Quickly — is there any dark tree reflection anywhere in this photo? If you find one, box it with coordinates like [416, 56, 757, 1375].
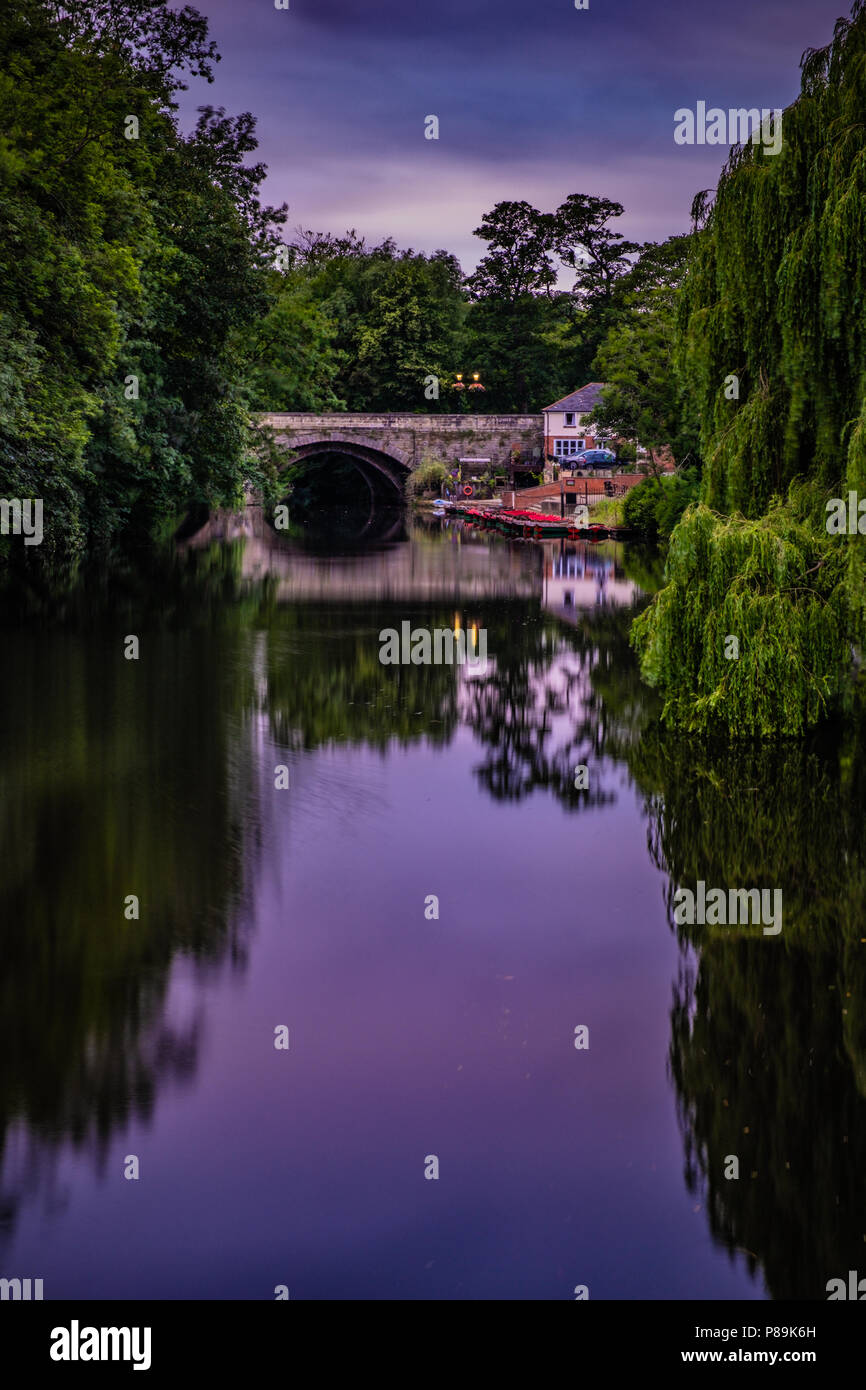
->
[631, 726, 866, 1298]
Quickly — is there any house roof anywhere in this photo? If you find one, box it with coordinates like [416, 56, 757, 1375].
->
[542, 382, 606, 414]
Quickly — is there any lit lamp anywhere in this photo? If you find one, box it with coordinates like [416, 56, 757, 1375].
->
[451, 372, 484, 392]
[452, 371, 483, 416]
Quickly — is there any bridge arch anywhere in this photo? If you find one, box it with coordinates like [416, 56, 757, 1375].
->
[275, 434, 412, 499]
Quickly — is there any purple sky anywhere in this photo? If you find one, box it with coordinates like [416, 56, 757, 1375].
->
[179, 0, 847, 269]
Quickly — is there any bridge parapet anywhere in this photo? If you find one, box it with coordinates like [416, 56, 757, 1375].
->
[258, 413, 541, 431]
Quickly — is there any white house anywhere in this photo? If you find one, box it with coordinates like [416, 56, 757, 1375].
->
[542, 383, 608, 462]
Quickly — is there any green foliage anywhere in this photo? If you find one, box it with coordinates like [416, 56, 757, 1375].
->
[461, 194, 640, 411]
[654, 469, 703, 539]
[631, 490, 854, 734]
[623, 479, 664, 538]
[591, 236, 699, 466]
[588, 495, 625, 528]
[622, 468, 702, 541]
[461, 293, 569, 413]
[0, 0, 284, 564]
[465, 200, 558, 300]
[406, 459, 449, 498]
[631, 3, 866, 735]
[277, 235, 464, 412]
[239, 270, 344, 411]
[677, 0, 866, 516]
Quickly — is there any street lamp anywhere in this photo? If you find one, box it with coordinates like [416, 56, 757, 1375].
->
[451, 371, 485, 412]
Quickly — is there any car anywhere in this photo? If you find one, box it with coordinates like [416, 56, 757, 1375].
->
[572, 449, 617, 470]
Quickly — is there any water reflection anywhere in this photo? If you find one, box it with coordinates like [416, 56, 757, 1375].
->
[630, 730, 866, 1299]
[0, 519, 862, 1298]
[0, 611, 260, 1249]
[543, 544, 640, 621]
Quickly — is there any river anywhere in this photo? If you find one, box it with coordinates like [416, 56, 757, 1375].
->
[1, 509, 864, 1300]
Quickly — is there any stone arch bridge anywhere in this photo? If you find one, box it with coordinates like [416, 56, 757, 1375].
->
[257, 413, 543, 495]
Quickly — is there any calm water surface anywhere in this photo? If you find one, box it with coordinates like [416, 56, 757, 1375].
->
[1, 513, 864, 1300]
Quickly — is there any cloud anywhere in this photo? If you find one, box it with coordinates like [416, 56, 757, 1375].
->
[180, 0, 846, 254]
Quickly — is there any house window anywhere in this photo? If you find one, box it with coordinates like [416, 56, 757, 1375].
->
[576, 439, 585, 450]
[554, 440, 580, 457]
[564, 413, 576, 427]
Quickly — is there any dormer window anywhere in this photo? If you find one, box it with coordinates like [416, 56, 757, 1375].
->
[564, 413, 576, 427]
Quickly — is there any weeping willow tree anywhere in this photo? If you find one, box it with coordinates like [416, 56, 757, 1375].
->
[633, 485, 852, 735]
[638, 3, 866, 732]
[680, 0, 866, 514]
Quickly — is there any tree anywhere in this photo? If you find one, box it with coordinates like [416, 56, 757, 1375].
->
[632, 1, 866, 735]
[677, 0, 866, 520]
[0, 0, 285, 562]
[346, 251, 463, 410]
[239, 270, 344, 411]
[462, 200, 565, 411]
[464, 200, 557, 302]
[554, 193, 639, 309]
[631, 486, 852, 735]
[461, 195, 642, 412]
[274, 237, 464, 412]
[590, 236, 698, 471]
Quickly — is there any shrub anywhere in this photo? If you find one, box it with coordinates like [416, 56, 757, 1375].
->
[623, 468, 702, 540]
[623, 477, 663, 537]
[407, 459, 450, 497]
